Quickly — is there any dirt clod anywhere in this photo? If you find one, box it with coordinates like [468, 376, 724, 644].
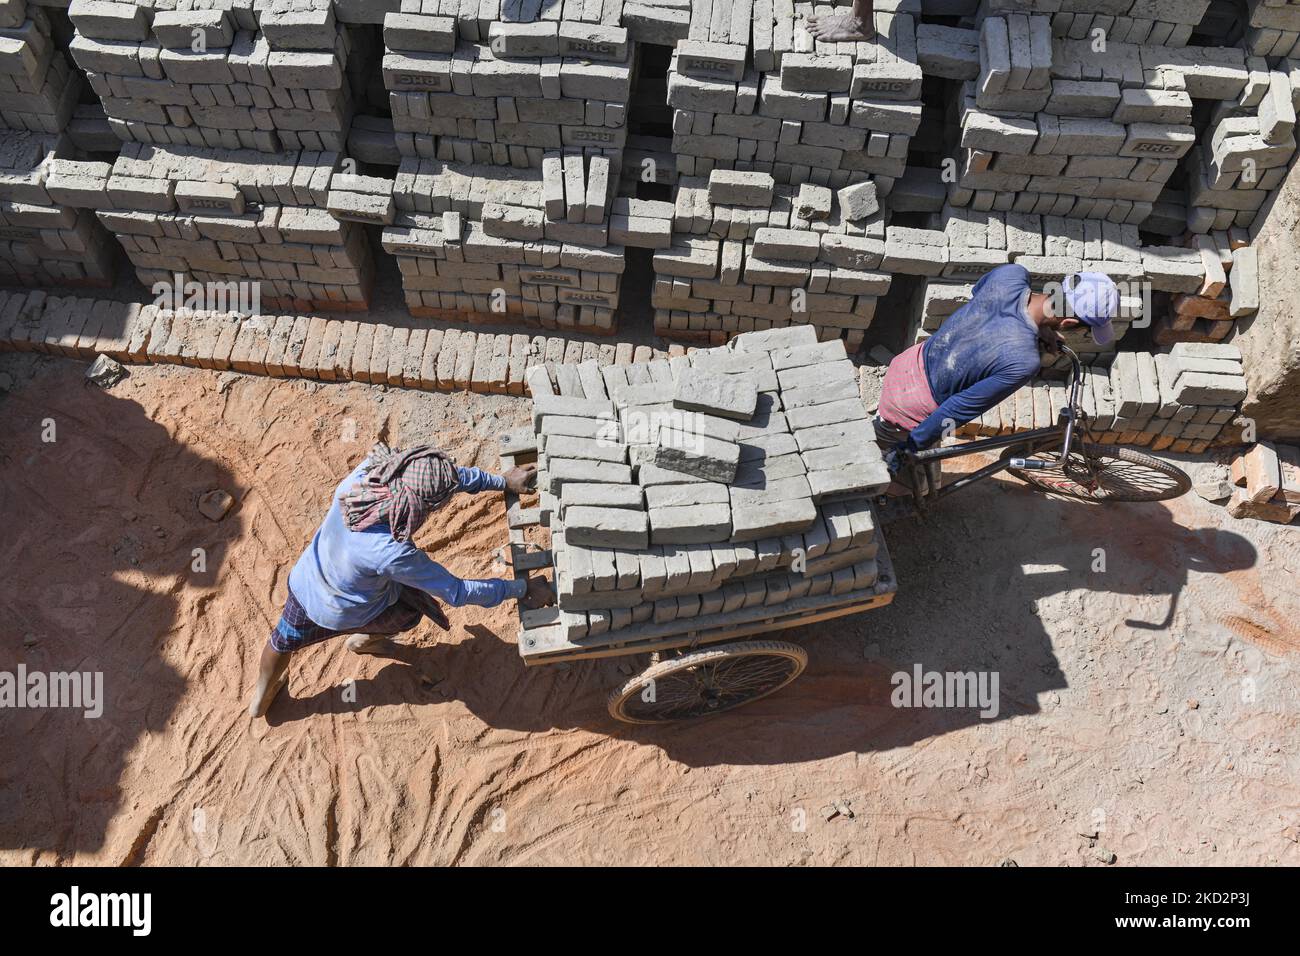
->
[85, 355, 128, 388]
[198, 490, 235, 521]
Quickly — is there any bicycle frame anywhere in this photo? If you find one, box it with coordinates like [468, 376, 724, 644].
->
[897, 345, 1090, 514]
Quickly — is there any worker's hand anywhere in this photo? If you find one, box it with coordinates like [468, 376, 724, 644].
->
[427, 600, 450, 631]
[885, 446, 903, 476]
[503, 463, 538, 495]
[523, 576, 553, 609]
[885, 439, 915, 476]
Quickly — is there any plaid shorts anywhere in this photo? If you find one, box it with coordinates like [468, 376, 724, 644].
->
[269, 586, 443, 653]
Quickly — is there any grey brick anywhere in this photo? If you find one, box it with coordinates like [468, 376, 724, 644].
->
[1046, 80, 1122, 119]
[801, 442, 884, 473]
[731, 325, 818, 352]
[637, 463, 710, 486]
[649, 503, 733, 545]
[673, 369, 759, 421]
[1171, 372, 1248, 405]
[546, 458, 632, 494]
[781, 52, 853, 93]
[796, 183, 834, 221]
[532, 394, 616, 428]
[753, 227, 821, 262]
[379, 12, 457, 53]
[558, 23, 629, 62]
[769, 340, 848, 371]
[69, 0, 151, 41]
[565, 506, 649, 550]
[652, 427, 740, 482]
[1229, 247, 1259, 317]
[788, 398, 868, 431]
[837, 179, 879, 220]
[707, 169, 775, 207]
[730, 497, 817, 542]
[780, 378, 862, 410]
[778, 360, 856, 391]
[677, 40, 746, 82]
[545, 434, 629, 464]
[645, 483, 730, 510]
[738, 432, 799, 462]
[795, 419, 877, 453]
[734, 453, 808, 487]
[488, 21, 559, 58]
[560, 483, 644, 513]
[807, 463, 891, 499]
[1113, 88, 1193, 125]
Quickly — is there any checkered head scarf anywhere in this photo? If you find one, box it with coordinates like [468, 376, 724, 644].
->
[341, 442, 461, 542]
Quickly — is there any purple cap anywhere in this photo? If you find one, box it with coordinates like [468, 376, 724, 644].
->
[1064, 272, 1119, 346]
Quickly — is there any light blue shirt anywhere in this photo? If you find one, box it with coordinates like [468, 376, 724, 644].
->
[288, 460, 526, 630]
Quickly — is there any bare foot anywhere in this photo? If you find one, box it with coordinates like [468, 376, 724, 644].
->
[806, 12, 875, 42]
[248, 669, 288, 719]
[345, 633, 395, 656]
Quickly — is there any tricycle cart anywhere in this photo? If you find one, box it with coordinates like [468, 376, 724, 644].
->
[497, 430, 898, 723]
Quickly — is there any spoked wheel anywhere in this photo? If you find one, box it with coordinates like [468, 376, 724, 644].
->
[1008, 444, 1191, 502]
[607, 640, 808, 724]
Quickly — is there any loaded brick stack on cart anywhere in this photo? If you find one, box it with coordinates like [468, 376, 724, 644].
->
[501, 324, 898, 668]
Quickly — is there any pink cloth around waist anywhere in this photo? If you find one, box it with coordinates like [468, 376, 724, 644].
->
[877, 340, 939, 432]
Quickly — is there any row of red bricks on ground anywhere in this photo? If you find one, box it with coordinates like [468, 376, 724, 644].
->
[0, 290, 681, 394]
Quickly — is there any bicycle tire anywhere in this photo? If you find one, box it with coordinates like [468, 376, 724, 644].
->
[1008, 444, 1192, 503]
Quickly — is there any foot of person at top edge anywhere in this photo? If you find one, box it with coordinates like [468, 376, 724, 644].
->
[806, 11, 875, 42]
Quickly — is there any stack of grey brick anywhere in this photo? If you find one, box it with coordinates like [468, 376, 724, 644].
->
[68, 0, 365, 152]
[956, 12, 1300, 235]
[0, 130, 117, 286]
[962, 341, 1246, 453]
[534, 325, 891, 640]
[55, 142, 374, 309]
[1242, 0, 1300, 58]
[956, 23, 1207, 225]
[0, 0, 81, 134]
[671, 4, 921, 192]
[1184, 65, 1298, 232]
[380, 156, 639, 329]
[382, 8, 631, 166]
[377, 5, 636, 330]
[988, 0, 1212, 48]
[652, 169, 890, 349]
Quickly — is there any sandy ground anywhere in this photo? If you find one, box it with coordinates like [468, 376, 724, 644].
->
[2, 353, 1298, 867]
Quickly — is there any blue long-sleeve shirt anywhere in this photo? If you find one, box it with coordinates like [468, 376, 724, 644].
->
[910, 264, 1044, 449]
[287, 460, 525, 630]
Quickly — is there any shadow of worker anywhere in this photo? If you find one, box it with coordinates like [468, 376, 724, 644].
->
[0, 358, 240, 861]
[617, 474, 1256, 769]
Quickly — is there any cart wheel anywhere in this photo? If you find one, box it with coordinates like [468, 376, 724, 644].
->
[607, 640, 808, 724]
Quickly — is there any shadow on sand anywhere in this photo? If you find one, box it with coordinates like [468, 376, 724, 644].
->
[264, 472, 1256, 768]
[0, 357, 241, 859]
